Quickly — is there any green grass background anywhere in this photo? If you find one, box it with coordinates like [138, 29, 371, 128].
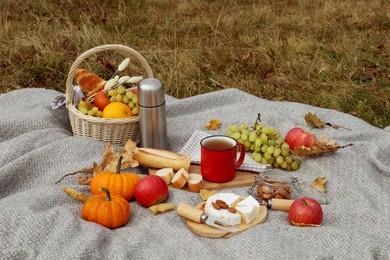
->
[0, 0, 389, 127]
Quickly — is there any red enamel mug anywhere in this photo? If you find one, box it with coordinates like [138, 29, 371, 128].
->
[200, 135, 246, 183]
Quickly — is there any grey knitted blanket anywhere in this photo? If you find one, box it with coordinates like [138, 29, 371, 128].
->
[0, 88, 389, 259]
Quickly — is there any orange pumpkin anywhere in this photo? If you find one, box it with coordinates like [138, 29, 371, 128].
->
[90, 156, 141, 201]
[82, 187, 130, 229]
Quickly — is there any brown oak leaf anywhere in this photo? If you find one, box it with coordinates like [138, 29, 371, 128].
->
[56, 140, 139, 184]
[290, 134, 353, 157]
[77, 176, 93, 185]
[304, 112, 350, 130]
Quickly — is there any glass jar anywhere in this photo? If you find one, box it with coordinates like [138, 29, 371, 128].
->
[249, 169, 327, 204]
[256, 171, 294, 200]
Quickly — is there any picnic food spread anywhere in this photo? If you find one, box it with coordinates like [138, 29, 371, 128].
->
[57, 51, 356, 237]
[57, 53, 346, 238]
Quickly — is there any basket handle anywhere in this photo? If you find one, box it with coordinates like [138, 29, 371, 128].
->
[65, 44, 154, 104]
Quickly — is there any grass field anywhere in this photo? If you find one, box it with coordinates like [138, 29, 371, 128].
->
[0, 0, 389, 127]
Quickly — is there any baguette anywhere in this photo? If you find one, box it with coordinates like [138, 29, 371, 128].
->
[155, 168, 174, 185]
[133, 148, 191, 172]
[171, 168, 189, 189]
[187, 173, 203, 193]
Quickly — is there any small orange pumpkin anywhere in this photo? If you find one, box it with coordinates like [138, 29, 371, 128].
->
[90, 156, 141, 201]
[82, 187, 130, 229]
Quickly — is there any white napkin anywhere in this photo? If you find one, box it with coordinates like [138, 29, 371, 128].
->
[51, 86, 85, 109]
[179, 130, 269, 172]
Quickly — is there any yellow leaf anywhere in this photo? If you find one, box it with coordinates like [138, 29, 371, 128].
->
[312, 177, 327, 192]
[199, 189, 218, 201]
[148, 203, 176, 215]
[205, 119, 221, 130]
[63, 187, 87, 202]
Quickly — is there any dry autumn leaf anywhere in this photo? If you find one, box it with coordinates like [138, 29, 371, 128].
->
[199, 189, 218, 201]
[103, 141, 139, 172]
[56, 140, 139, 184]
[304, 112, 350, 130]
[63, 187, 87, 202]
[312, 177, 327, 192]
[205, 119, 221, 130]
[290, 134, 353, 157]
[148, 203, 176, 215]
[77, 176, 93, 185]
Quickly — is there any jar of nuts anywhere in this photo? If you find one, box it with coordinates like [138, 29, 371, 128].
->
[255, 171, 295, 200]
[249, 170, 328, 204]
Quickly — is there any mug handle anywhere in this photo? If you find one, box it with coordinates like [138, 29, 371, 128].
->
[235, 142, 246, 168]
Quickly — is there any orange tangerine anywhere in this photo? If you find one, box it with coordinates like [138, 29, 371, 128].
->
[102, 102, 132, 118]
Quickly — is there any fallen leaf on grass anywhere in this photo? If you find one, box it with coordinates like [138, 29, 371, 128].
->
[149, 204, 176, 215]
[304, 112, 350, 130]
[205, 119, 221, 130]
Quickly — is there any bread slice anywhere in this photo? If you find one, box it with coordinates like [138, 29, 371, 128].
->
[133, 148, 191, 172]
[171, 168, 189, 189]
[155, 168, 174, 185]
[187, 173, 203, 192]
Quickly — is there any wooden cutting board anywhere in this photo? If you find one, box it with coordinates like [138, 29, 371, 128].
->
[148, 164, 258, 191]
[186, 203, 267, 238]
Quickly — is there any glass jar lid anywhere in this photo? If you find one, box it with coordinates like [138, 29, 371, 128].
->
[258, 170, 293, 186]
[293, 181, 328, 204]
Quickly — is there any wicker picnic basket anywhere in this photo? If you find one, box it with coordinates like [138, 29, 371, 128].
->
[65, 44, 154, 146]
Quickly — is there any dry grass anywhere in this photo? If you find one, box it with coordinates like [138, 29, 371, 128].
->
[0, 0, 389, 127]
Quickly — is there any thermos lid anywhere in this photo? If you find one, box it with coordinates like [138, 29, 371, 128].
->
[138, 78, 165, 107]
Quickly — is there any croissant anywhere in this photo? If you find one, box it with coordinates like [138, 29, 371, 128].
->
[75, 69, 106, 97]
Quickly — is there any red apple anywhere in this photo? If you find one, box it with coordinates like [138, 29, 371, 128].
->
[288, 197, 323, 227]
[285, 127, 318, 150]
[134, 175, 169, 207]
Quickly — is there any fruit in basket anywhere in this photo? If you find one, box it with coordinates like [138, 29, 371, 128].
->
[82, 187, 130, 229]
[102, 102, 133, 118]
[106, 87, 139, 116]
[90, 156, 141, 201]
[284, 127, 318, 150]
[226, 113, 301, 171]
[134, 175, 169, 207]
[77, 98, 93, 111]
[288, 197, 323, 227]
[94, 91, 111, 111]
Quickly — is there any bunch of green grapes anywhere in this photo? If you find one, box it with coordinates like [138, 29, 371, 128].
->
[77, 99, 103, 117]
[226, 121, 301, 171]
[107, 85, 139, 116]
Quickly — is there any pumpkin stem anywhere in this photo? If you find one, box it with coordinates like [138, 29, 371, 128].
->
[100, 187, 111, 201]
[116, 156, 123, 174]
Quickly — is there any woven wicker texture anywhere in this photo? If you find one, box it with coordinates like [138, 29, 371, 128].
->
[65, 44, 154, 146]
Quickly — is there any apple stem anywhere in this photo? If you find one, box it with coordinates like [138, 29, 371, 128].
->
[116, 156, 123, 174]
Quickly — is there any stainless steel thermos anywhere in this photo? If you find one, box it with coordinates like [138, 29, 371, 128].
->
[138, 78, 168, 149]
